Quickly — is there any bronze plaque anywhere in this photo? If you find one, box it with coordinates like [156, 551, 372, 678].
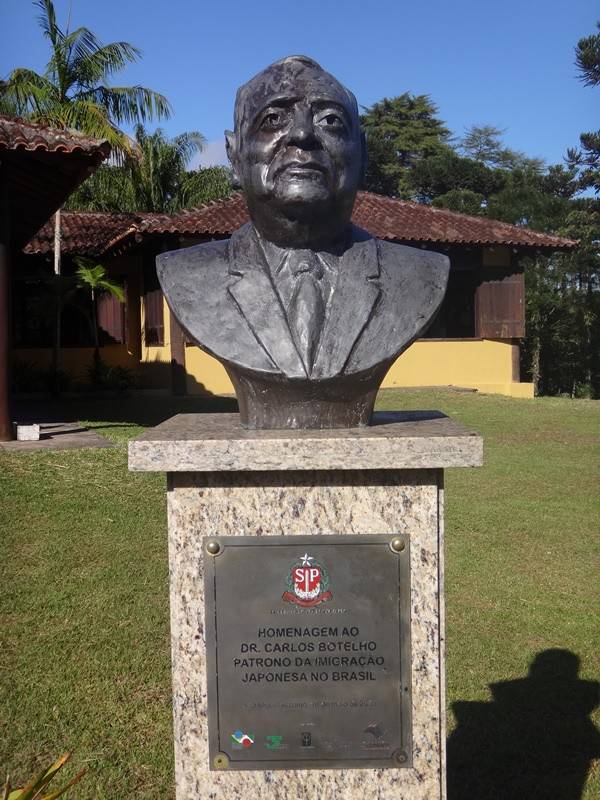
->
[203, 534, 412, 771]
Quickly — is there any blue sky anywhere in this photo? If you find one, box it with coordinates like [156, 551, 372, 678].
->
[2, 0, 597, 170]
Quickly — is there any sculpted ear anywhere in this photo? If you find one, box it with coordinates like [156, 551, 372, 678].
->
[225, 130, 242, 189]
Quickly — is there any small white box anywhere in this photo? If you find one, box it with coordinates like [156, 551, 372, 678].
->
[16, 423, 40, 441]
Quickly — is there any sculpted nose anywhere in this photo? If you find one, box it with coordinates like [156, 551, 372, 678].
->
[287, 108, 317, 148]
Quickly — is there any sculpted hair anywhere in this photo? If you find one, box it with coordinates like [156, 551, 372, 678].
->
[233, 55, 359, 136]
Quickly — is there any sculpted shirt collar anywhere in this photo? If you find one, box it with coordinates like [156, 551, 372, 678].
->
[254, 227, 341, 311]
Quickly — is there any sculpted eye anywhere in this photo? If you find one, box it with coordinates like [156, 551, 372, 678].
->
[316, 112, 346, 131]
[260, 111, 286, 130]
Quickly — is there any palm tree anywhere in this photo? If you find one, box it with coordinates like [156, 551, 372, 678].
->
[127, 124, 206, 212]
[74, 258, 124, 358]
[0, 0, 170, 386]
[67, 126, 232, 213]
[0, 0, 171, 156]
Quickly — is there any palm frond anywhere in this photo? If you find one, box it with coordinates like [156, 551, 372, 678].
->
[80, 84, 171, 124]
[34, 0, 62, 47]
[0, 68, 59, 116]
[97, 279, 125, 302]
[172, 131, 206, 166]
[66, 164, 137, 211]
[60, 99, 134, 155]
[46, 26, 100, 92]
[63, 26, 104, 65]
[71, 40, 142, 86]
[75, 258, 125, 301]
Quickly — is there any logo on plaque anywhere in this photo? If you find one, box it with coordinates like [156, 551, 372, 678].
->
[230, 730, 254, 749]
[265, 734, 284, 750]
[282, 553, 333, 608]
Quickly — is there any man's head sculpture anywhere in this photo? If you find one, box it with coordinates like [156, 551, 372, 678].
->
[225, 55, 366, 250]
[157, 57, 450, 429]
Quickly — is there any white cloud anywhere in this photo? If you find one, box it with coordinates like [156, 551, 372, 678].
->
[189, 138, 228, 169]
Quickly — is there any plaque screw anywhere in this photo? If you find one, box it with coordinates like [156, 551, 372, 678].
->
[390, 536, 406, 553]
[393, 749, 408, 765]
[206, 540, 221, 556]
[213, 753, 229, 769]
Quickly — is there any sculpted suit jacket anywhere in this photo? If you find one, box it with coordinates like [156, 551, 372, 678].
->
[157, 223, 449, 427]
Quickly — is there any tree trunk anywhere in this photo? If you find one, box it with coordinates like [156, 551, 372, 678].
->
[50, 207, 62, 391]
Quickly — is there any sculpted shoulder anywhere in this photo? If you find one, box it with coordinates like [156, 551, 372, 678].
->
[345, 238, 450, 372]
[157, 238, 229, 300]
[156, 237, 278, 372]
[376, 238, 450, 287]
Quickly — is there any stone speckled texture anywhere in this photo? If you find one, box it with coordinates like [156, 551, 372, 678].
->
[128, 411, 483, 472]
[166, 469, 445, 800]
[129, 414, 483, 799]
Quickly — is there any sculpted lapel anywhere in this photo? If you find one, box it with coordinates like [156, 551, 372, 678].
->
[311, 236, 381, 379]
[227, 225, 307, 379]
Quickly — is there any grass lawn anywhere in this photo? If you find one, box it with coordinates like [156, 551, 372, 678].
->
[1, 389, 599, 798]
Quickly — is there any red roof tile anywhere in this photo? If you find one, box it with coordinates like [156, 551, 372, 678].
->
[24, 191, 577, 256]
[150, 191, 576, 250]
[0, 115, 110, 159]
[24, 211, 143, 255]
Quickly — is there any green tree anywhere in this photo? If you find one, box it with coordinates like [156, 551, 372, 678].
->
[460, 124, 545, 172]
[575, 20, 600, 86]
[68, 126, 231, 213]
[179, 165, 232, 208]
[518, 22, 600, 398]
[0, 0, 170, 155]
[0, 0, 170, 388]
[361, 94, 451, 198]
[567, 22, 600, 192]
[411, 149, 506, 211]
[126, 125, 205, 211]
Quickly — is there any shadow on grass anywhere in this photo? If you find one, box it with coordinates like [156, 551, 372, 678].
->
[14, 393, 239, 429]
[447, 649, 600, 800]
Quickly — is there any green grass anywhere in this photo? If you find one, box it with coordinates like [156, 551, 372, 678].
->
[1, 390, 599, 798]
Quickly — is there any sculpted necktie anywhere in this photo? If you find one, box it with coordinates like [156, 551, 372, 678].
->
[286, 250, 326, 373]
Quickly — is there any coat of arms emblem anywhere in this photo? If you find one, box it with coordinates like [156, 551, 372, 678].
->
[282, 553, 333, 607]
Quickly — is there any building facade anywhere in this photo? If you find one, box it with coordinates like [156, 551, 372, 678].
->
[18, 192, 577, 399]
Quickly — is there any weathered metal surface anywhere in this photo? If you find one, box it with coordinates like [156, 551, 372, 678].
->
[157, 56, 449, 429]
[204, 534, 412, 771]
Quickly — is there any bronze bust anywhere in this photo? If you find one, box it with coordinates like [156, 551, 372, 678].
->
[157, 56, 449, 429]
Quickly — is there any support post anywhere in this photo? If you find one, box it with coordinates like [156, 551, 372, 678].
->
[0, 171, 13, 441]
[169, 309, 187, 396]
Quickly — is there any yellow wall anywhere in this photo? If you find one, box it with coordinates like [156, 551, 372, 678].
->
[15, 292, 534, 399]
[140, 295, 171, 364]
[185, 346, 235, 395]
[383, 339, 533, 397]
[183, 338, 534, 399]
[138, 295, 173, 389]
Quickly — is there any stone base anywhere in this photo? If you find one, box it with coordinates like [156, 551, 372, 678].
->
[129, 412, 482, 800]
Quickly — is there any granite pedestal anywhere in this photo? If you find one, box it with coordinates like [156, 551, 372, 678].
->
[129, 411, 482, 800]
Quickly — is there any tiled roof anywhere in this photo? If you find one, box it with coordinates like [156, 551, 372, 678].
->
[353, 192, 577, 250]
[24, 211, 145, 255]
[0, 115, 111, 159]
[24, 191, 578, 256]
[150, 191, 576, 250]
[2, 115, 111, 250]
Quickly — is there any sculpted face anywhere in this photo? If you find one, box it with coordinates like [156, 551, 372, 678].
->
[226, 57, 366, 248]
